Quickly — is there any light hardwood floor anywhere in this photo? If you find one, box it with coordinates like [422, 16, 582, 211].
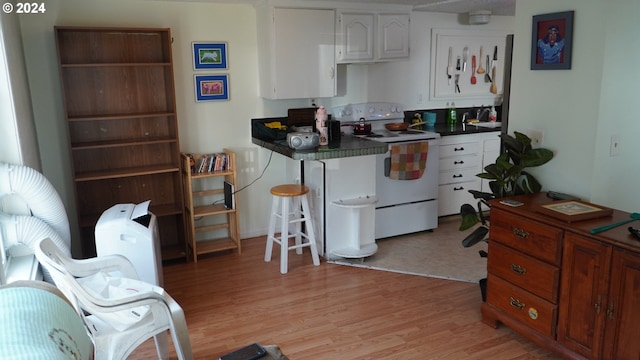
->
[130, 236, 562, 359]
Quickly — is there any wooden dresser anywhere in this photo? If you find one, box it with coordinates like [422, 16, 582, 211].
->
[482, 193, 640, 360]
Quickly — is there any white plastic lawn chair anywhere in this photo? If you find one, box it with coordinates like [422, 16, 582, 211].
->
[34, 237, 193, 360]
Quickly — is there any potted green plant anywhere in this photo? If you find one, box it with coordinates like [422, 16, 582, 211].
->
[458, 131, 554, 300]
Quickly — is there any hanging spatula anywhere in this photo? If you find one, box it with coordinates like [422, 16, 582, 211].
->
[470, 55, 477, 84]
[476, 47, 485, 74]
[485, 55, 491, 83]
[490, 66, 498, 94]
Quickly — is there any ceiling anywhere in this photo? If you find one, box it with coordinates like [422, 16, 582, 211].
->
[170, 0, 517, 16]
[317, 0, 516, 16]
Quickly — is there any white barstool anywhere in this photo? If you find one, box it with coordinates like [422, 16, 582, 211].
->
[264, 184, 320, 274]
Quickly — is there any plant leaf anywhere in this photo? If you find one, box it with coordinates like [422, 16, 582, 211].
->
[461, 226, 489, 247]
[459, 204, 479, 230]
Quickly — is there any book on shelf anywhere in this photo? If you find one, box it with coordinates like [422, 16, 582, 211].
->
[190, 153, 229, 174]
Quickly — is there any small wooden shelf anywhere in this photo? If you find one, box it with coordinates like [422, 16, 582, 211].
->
[181, 150, 241, 262]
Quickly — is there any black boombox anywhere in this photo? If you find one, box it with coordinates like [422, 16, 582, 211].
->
[287, 132, 319, 150]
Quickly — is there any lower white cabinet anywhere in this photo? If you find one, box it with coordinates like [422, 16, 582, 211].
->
[438, 132, 500, 216]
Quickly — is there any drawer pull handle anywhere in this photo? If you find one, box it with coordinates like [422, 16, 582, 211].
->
[454, 147, 465, 151]
[452, 174, 463, 178]
[509, 297, 525, 310]
[512, 227, 529, 239]
[510, 263, 527, 275]
[454, 160, 465, 165]
[595, 295, 601, 314]
[453, 186, 465, 191]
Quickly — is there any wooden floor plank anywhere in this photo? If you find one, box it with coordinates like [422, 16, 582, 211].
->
[128, 236, 563, 359]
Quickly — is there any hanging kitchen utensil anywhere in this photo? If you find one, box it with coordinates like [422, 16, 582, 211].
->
[462, 47, 468, 72]
[476, 47, 485, 74]
[485, 55, 492, 83]
[490, 66, 498, 94]
[590, 213, 640, 234]
[456, 57, 461, 71]
[470, 55, 477, 84]
[492, 45, 498, 67]
[455, 74, 461, 93]
[447, 46, 453, 85]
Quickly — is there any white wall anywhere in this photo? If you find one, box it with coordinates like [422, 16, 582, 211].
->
[12, 0, 638, 254]
[508, 0, 639, 212]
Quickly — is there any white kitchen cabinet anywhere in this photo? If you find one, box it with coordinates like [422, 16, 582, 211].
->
[336, 11, 409, 63]
[377, 13, 410, 60]
[438, 132, 500, 216]
[481, 137, 501, 192]
[256, 6, 336, 99]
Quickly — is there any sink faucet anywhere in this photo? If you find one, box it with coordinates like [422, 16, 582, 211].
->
[477, 107, 490, 121]
[462, 112, 470, 123]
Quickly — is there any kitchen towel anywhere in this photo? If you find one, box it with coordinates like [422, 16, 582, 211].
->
[388, 141, 429, 180]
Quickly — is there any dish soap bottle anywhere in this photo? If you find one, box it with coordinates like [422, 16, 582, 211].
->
[489, 105, 497, 122]
[449, 102, 457, 126]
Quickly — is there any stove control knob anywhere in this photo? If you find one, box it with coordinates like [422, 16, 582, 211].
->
[368, 106, 376, 114]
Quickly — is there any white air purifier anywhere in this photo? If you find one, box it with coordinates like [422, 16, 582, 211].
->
[95, 202, 163, 286]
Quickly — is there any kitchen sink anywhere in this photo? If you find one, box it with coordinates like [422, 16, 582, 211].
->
[473, 122, 501, 128]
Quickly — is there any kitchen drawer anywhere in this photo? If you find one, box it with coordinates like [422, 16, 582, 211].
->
[439, 168, 479, 185]
[486, 275, 558, 338]
[438, 180, 480, 216]
[490, 207, 563, 265]
[439, 154, 480, 171]
[488, 241, 560, 303]
[440, 142, 480, 157]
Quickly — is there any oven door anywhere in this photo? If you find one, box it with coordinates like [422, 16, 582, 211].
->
[375, 138, 440, 208]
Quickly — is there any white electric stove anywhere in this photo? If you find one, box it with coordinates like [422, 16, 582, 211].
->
[332, 103, 441, 239]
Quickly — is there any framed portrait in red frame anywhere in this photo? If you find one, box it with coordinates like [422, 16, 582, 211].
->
[530, 11, 574, 70]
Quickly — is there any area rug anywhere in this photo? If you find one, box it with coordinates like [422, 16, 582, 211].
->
[328, 217, 488, 283]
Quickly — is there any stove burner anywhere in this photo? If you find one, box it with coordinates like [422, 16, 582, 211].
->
[366, 133, 384, 138]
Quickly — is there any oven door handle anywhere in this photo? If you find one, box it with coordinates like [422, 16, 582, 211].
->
[384, 157, 390, 177]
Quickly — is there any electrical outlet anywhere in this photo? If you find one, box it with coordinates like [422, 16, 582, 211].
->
[310, 98, 316, 107]
[529, 129, 543, 146]
[610, 134, 620, 156]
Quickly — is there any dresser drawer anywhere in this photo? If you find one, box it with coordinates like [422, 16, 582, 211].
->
[488, 241, 560, 303]
[440, 142, 480, 157]
[487, 275, 558, 338]
[490, 208, 563, 265]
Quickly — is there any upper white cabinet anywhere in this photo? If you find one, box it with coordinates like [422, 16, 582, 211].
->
[336, 11, 409, 63]
[257, 6, 336, 99]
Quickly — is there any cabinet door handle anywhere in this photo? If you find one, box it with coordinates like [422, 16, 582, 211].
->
[594, 294, 601, 314]
[454, 147, 465, 151]
[607, 303, 614, 320]
[509, 296, 525, 310]
[452, 174, 463, 178]
[510, 263, 527, 275]
[512, 227, 529, 239]
[454, 160, 465, 165]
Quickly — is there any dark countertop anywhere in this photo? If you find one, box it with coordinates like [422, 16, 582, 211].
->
[432, 122, 502, 136]
[251, 116, 499, 161]
[251, 135, 388, 161]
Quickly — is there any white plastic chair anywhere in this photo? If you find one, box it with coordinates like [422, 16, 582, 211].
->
[35, 237, 193, 360]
